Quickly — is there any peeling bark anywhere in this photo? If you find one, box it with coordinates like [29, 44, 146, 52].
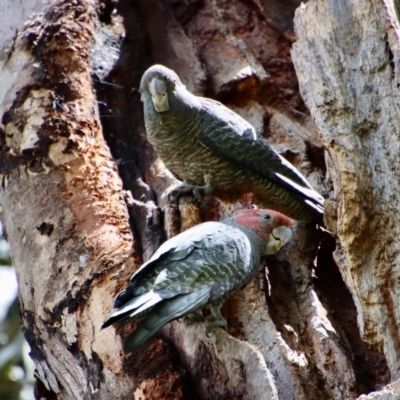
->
[0, 0, 397, 398]
[1, 1, 141, 398]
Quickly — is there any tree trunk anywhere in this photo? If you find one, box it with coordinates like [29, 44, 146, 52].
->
[292, 0, 400, 396]
[0, 0, 398, 399]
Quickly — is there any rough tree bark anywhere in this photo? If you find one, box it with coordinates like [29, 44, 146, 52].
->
[0, 0, 398, 399]
[292, 0, 400, 397]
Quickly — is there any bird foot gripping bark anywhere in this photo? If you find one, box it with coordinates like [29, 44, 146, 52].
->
[205, 304, 228, 336]
[184, 311, 205, 325]
[168, 177, 213, 209]
[184, 304, 227, 336]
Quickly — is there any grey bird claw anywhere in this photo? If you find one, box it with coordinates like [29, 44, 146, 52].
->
[168, 181, 196, 203]
[205, 303, 228, 336]
[193, 186, 208, 210]
[184, 312, 205, 325]
[168, 179, 212, 209]
[205, 319, 228, 337]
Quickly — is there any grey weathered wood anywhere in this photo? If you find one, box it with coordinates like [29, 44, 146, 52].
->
[292, 0, 400, 396]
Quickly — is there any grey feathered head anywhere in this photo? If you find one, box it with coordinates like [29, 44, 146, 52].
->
[140, 65, 183, 112]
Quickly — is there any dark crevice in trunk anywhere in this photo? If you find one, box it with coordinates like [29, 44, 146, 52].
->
[92, 0, 166, 259]
[91, 2, 199, 397]
[314, 233, 390, 395]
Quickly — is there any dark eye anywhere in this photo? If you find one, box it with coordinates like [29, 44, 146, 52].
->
[264, 214, 271, 220]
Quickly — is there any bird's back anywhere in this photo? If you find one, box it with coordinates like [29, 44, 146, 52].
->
[141, 67, 324, 222]
[116, 222, 258, 311]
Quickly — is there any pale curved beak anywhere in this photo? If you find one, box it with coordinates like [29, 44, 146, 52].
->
[264, 226, 292, 255]
[149, 77, 170, 112]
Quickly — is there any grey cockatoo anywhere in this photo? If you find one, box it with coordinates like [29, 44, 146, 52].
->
[102, 208, 293, 351]
[140, 64, 324, 223]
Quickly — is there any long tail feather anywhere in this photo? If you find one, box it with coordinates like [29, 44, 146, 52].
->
[124, 288, 210, 352]
[101, 290, 162, 329]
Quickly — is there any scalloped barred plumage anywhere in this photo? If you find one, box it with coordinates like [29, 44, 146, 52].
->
[140, 64, 324, 223]
[102, 209, 293, 351]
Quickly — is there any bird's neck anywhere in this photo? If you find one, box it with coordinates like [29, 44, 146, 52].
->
[223, 218, 264, 258]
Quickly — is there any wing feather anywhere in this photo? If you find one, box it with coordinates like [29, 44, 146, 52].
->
[123, 288, 211, 352]
[198, 98, 324, 210]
